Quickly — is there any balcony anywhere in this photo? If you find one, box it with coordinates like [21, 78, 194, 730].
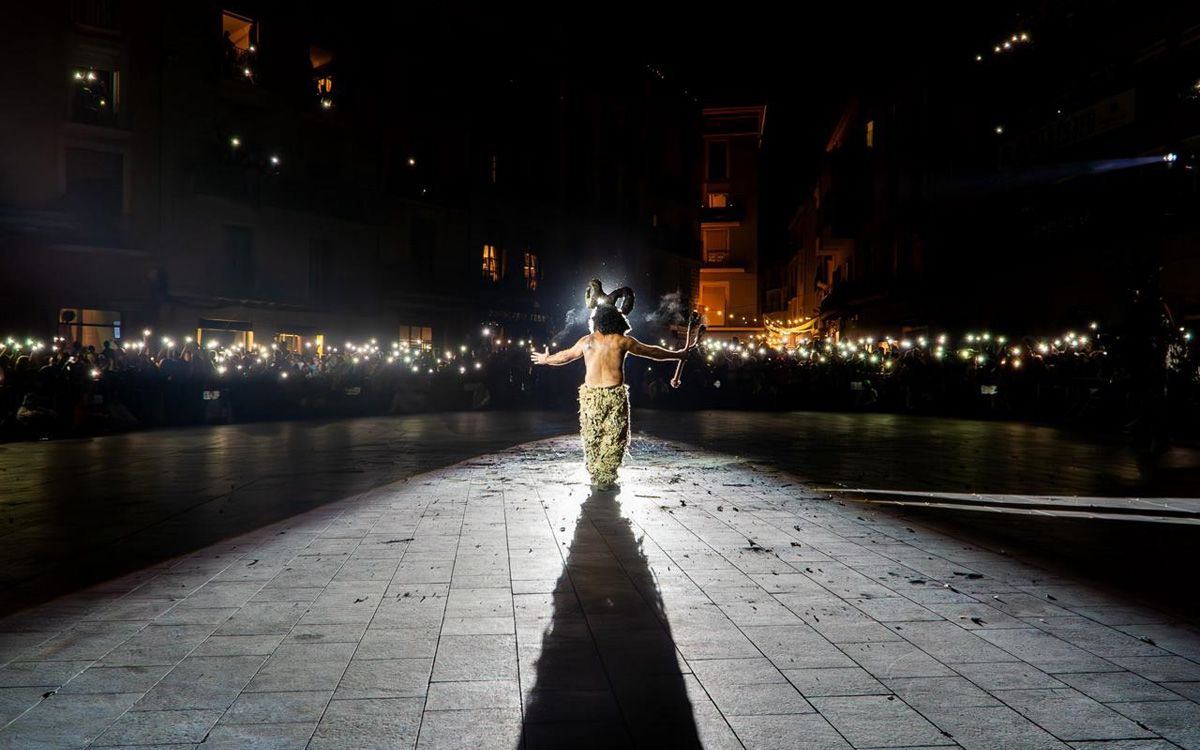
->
[699, 204, 745, 224]
[221, 10, 258, 84]
[0, 208, 130, 251]
[223, 45, 257, 84]
[701, 253, 749, 270]
[700, 191, 744, 224]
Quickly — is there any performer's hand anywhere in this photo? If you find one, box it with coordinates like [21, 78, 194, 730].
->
[670, 375, 681, 389]
[530, 346, 550, 365]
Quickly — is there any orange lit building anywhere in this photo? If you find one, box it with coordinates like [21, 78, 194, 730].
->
[697, 106, 765, 337]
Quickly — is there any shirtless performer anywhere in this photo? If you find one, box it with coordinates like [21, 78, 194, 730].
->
[531, 280, 697, 490]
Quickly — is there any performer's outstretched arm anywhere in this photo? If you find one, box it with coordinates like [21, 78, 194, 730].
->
[625, 336, 695, 361]
[530, 337, 586, 366]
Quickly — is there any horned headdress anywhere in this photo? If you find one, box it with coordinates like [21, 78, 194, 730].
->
[584, 279, 635, 315]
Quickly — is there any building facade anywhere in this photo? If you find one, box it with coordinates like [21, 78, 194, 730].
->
[697, 106, 765, 335]
[0, 2, 700, 352]
[769, 1, 1200, 338]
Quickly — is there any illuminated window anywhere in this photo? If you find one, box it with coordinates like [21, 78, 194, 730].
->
[482, 244, 499, 281]
[272, 332, 323, 354]
[221, 11, 258, 82]
[523, 252, 539, 290]
[399, 325, 433, 349]
[310, 45, 334, 109]
[70, 68, 118, 127]
[703, 228, 730, 263]
[58, 308, 121, 349]
[196, 319, 253, 350]
[706, 192, 728, 208]
[866, 119, 874, 148]
[706, 141, 728, 181]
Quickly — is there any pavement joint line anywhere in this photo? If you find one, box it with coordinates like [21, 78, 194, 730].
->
[649, 454, 1194, 742]
[300, 502, 406, 750]
[501, 485, 526, 739]
[1, 527, 288, 738]
[612, 463, 868, 748]
[410, 483, 465, 750]
[78, 576, 275, 746]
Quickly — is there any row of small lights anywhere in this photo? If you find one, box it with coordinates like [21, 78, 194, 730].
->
[770, 316, 817, 327]
[973, 31, 1030, 136]
[227, 134, 420, 183]
[701, 322, 1193, 371]
[973, 35, 1198, 146]
[3, 327, 544, 382]
[8, 322, 1193, 381]
[975, 31, 1031, 63]
[698, 306, 760, 325]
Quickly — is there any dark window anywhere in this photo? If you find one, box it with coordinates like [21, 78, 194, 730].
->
[707, 141, 728, 181]
[65, 147, 123, 219]
[303, 127, 340, 181]
[70, 0, 119, 29]
[411, 217, 437, 280]
[309, 236, 333, 303]
[225, 226, 255, 297]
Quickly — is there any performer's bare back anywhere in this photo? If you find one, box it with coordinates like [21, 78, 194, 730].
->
[532, 332, 689, 386]
[529, 280, 699, 490]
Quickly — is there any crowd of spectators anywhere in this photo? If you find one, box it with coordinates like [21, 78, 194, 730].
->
[0, 322, 1195, 443]
[0, 335, 538, 439]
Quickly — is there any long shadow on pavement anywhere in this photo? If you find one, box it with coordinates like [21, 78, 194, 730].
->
[519, 488, 703, 749]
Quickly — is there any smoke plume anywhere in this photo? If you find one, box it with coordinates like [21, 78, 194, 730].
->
[642, 291, 687, 326]
[549, 308, 582, 345]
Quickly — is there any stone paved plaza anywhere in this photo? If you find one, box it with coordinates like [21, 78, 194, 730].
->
[2, 433, 1199, 749]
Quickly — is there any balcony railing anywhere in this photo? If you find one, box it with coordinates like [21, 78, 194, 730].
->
[0, 208, 129, 249]
[223, 45, 257, 84]
[70, 0, 119, 30]
[700, 204, 745, 224]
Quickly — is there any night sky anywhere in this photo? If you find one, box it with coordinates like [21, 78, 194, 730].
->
[594, 1, 1045, 250]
